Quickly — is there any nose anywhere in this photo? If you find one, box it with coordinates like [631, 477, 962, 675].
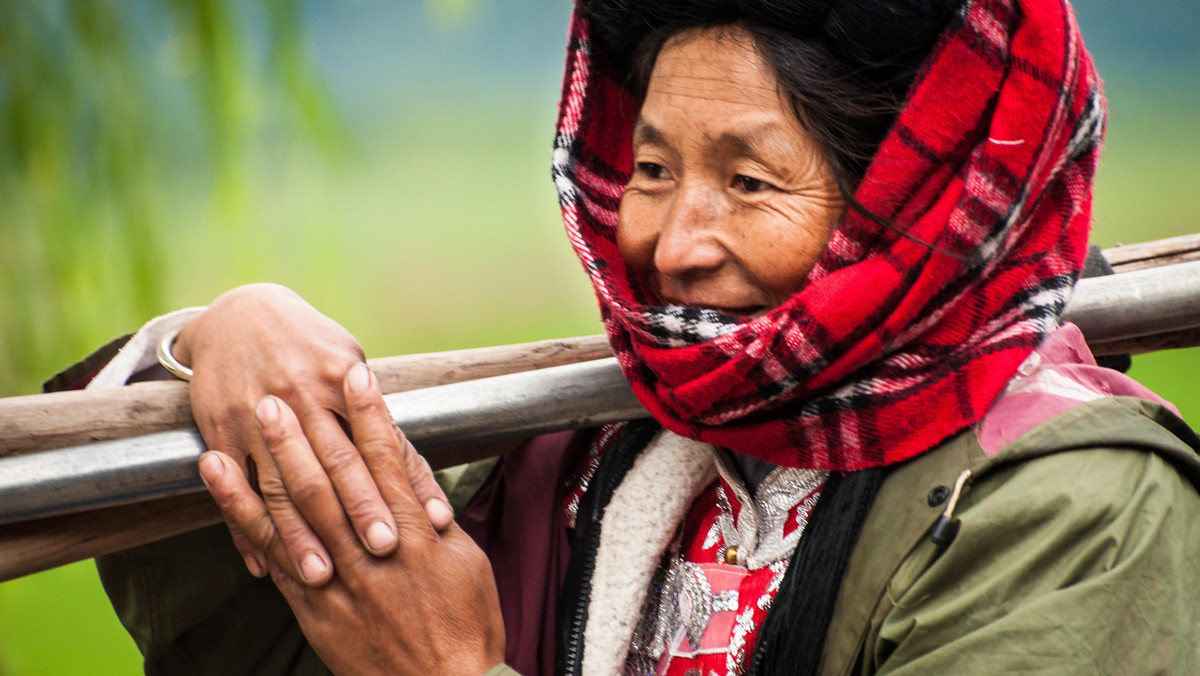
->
[652, 184, 727, 280]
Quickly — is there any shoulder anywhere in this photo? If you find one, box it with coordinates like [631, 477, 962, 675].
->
[847, 397, 1200, 674]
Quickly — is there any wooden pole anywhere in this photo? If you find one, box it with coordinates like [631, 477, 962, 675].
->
[2, 238, 1199, 581]
[0, 358, 646, 525]
[1, 236, 1196, 459]
[0, 334, 611, 458]
[1102, 233, 1200, 273]
[0, 336, 605, 580]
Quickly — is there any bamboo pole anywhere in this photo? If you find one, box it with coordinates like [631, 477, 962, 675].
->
[2, 240, 1200, 580]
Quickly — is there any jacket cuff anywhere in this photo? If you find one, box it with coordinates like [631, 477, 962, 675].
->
[86, 307, 205, 390]
[42, 332, 133, 393]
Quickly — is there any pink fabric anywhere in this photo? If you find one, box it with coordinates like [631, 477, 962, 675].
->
[458, 431, 586, 676]
[978, 323, 1178, 454]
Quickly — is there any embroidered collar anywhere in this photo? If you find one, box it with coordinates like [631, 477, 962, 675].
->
[713, 452, 827, 570]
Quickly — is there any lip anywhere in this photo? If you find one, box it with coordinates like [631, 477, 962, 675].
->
[648, 276, 774, 317]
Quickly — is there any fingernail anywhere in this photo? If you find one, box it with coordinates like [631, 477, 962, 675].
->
[425, 498, 454, 529]
[365, 520, 397, 552]
[256, 396, 280, 425]
[198, 452, 225, 486]
[299, 552, 328, 584]
[243, 554, 265, 578]
[348, 363, 372, 394]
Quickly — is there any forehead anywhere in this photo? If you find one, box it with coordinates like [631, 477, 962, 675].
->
[642, 25, 787, 119]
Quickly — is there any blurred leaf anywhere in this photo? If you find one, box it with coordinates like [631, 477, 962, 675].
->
[0, 0, 345, 396]
[424, 0, 480, 30]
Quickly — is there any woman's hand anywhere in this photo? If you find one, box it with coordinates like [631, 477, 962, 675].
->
[198, 364, 506, 676]
[175, 283, 453, 584]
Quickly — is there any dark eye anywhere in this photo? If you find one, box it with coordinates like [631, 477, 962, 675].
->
[734, 175, 771, 193]
[636, 162, 669, 180]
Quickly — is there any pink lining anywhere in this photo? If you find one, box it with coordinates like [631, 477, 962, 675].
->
[977, 323, 1178, 455]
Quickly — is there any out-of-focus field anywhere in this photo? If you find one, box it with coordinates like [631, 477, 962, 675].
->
[1, 4, 1198, 675]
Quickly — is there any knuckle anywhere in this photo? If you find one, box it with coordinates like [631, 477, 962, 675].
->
[207, 407, 243, 441]
[416, 453, 433, 473]
[340, 492, 382, 521]
[260, 504, 313, 549]
[393, 512, 437, 542]
[345, 425, 396, 462]
[348, 389, 386, 417]
[319, 442, 365, 478]
[257, 471, 288, 498]
[271, 519, 310, 546]
[316, 436, 357, 466]
[259, 419, 291, 446]
[287, 477, 330, 508]
[319, 359, 354, 387]
[271, 379, 307, 406]
[261, 490, 294, 514]
[469, 543, 492, 572]
[236, 510, 280, 553]
[395, 428, 419, 455]
[342, 546, 373, 572]
[250, 519, 278, 550]
[463, 548, 489, 575]
[207, 482, 238, 512]
[354, 431, 395, 460]
[406, 449, 433, 476]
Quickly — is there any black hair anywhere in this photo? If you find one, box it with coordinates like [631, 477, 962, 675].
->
[583, 0, 966, 196]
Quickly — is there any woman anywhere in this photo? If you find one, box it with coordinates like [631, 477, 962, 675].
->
[82, 0, 1200, 673]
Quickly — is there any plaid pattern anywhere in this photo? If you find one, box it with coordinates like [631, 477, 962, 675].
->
[554, 0, 1104, 470]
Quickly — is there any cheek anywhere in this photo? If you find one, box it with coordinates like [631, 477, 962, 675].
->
[616, 193, 659, 272]
[740, 202, 840, 297]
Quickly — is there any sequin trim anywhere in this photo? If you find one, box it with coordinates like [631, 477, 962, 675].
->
[714, 452, 827, 570]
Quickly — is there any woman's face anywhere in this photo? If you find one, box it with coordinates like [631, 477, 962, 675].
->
[618, 25, 845, 316]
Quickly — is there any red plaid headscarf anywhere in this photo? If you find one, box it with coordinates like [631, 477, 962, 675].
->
[554, 0, 1104, 470]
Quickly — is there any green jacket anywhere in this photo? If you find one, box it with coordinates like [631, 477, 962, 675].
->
[97, 397, 1200, 674]
[822, 396, 1200, 675]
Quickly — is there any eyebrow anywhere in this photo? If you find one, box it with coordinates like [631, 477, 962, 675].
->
[632, 117, 797, 166]
[631, 119, 666, 147]
[715, 126, 797, 165]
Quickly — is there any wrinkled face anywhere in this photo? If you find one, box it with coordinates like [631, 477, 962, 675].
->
[618, 25, 845, 316]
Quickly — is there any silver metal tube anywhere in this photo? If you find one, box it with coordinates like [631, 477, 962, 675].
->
[1064, 260, 1200, 342]
[0, 358, 646, 524]
[3, 261, 1200, 525]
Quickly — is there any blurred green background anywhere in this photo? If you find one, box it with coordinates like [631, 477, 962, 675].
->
[0, 0, 1197, 673]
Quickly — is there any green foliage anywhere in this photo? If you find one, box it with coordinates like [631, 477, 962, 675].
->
[0, 0, 344, 396]
[0, 562, 142, 674]
[424, 0, 480, 29]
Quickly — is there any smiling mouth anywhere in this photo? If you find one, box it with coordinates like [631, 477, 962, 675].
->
[652, 283, 772, 318]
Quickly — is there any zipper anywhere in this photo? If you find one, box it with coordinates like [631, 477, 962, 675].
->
[560, 421, 657, 676]
[927, 468, 973, 547]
